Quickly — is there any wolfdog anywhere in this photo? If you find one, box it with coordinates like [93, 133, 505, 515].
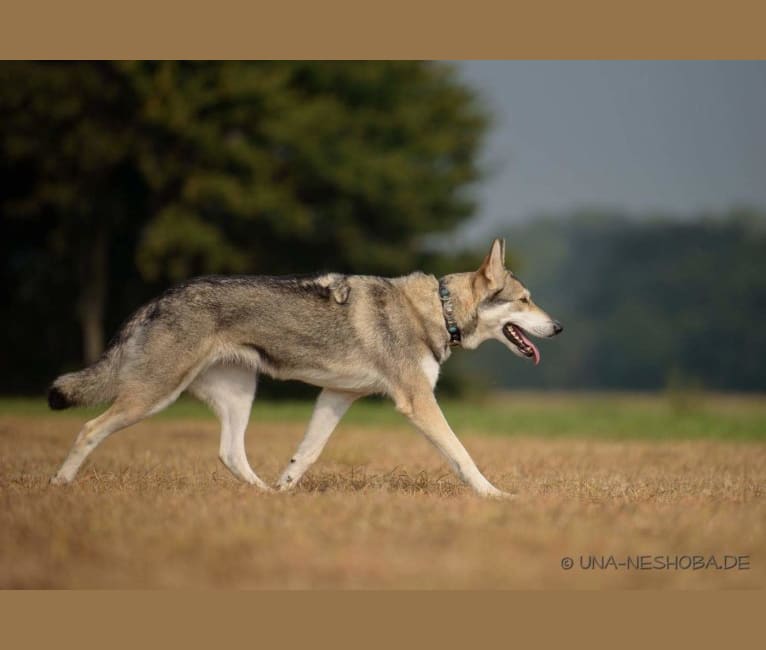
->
[48, 239, 562, 497]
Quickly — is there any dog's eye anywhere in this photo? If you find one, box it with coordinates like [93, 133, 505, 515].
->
[519, 296, 530, 304]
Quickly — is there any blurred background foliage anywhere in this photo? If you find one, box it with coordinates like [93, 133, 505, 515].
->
[467, 209, 766, 393]
[1, 61, 764, 397]
[0, 61, 486, 394]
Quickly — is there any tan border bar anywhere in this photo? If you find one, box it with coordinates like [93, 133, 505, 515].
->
[1, 0, 765, 59]
[1, 591, 764, 648]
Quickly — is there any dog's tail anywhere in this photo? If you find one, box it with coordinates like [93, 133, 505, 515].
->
[47, 347, 121, 410]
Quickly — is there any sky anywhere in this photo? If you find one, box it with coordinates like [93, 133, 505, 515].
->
[455, 61, 766, 240]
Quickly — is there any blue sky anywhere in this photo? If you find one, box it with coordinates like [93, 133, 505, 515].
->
[455, 61, 766, 239]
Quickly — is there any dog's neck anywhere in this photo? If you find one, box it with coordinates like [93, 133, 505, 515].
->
[394, 272, 480, 360]
[437, 273, 480, 342]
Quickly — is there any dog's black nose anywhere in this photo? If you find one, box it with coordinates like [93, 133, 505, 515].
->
[552, 321, 563, 335]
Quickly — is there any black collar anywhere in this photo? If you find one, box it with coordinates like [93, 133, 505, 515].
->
[438, 278, 462, 346]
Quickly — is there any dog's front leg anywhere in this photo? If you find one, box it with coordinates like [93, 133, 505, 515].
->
[396, 387, 508, 498]
[276, 388, 358, 491]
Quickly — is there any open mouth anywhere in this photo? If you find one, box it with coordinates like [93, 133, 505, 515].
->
[503, 323, 541, 365]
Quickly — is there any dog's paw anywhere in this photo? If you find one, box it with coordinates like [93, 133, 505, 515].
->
[49, 474, 72, 486]
[274, 478, 296, 492]
[242, 478, 275, 493]
[475, 486, 516, 499]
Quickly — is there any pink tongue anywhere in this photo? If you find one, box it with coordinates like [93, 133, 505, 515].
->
[517, 328, 541, 366]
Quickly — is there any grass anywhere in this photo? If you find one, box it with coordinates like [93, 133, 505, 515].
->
[2, 390, 766, 440]
[0, 392, 764, 588]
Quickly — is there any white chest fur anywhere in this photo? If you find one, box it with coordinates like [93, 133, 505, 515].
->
[420, 354, 441, 389]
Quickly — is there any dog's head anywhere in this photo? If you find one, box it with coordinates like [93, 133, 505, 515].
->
[460, 238, 562, 364]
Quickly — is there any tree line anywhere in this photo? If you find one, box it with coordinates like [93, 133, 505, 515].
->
[0, 61, 487, 395]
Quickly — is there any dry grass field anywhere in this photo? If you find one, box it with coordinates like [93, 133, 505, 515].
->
[1, 393, 764, 589]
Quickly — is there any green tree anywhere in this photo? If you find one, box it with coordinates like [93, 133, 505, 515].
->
[1, 61, 487, 371]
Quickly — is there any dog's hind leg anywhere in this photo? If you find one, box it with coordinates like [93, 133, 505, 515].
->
[187, 364, 270, 491]
[51, 398, 154, 485]
[51, 355, 213, 485]
[276, 389, 358, 491]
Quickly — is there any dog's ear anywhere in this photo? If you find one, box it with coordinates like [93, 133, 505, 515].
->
[475, 238, 506, 291]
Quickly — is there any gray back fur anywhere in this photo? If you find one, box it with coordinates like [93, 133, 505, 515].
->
[49, 271, 453, 408]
